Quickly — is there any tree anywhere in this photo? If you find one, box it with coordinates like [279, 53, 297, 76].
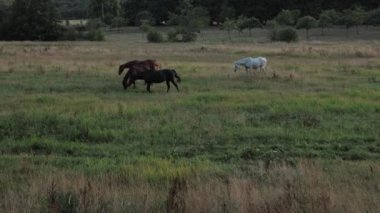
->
[89, 0, 121, 22]
[188, 6, 210, 30]
[296, 16, 317, 40]
[236, 15, 262, 36]
[219, 0, 235, 23]
[318, 14, 332, 35]
[236, 15, 249, 35]
[221, 18, 236, 41]
[167, 0, 210, 42]
[246, 17, 263, 36]
[55, 0, 90, 19]
[339, 9, 359, 38]
[275, 9, 301, 26]
[2, 0, 62, 40]
[351, 7, 366, 34]
[122, 0, 178, 25]
[0, 1, 9, 32]
[135, 10, 155, 26]
[320, 9, 340, 25]
[111, 16, 128, 31]
[365, 7, 380, 26]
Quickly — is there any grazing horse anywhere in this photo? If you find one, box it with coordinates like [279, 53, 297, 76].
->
[234, 57, 267, 76]
[131, 69, 181, 93]
[118, 59, 161, 89]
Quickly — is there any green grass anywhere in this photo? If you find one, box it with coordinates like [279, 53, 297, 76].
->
[0, 28, 379, 211]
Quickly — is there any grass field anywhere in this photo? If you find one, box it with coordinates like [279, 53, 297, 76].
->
[1, 27, 379, 212]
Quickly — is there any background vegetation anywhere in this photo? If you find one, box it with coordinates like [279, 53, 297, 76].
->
[1, 28, 379, 211]
[1, 0, 380, 41]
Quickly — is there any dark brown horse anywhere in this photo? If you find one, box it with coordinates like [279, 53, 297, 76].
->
[119, 59, 161, 89]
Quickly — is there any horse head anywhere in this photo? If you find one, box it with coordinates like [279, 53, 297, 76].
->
[154, 61, 161, 70]
[234, 64, 239, 72]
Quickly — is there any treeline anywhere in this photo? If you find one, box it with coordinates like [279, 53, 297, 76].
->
[0, 0, 380, 41]
[1, 0, 380, 23]
[52, 0, 380, 25]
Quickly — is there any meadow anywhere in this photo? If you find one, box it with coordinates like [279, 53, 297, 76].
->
[0, 27, 379, 212]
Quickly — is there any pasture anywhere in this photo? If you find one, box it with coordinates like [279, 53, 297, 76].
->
[1, 28, 379, 212]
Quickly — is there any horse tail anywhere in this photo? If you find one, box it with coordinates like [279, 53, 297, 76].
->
[119, 64, 124, 75]
[173, 70, 181, 83]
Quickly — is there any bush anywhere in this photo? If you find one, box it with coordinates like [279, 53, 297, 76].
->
[270, 28, 298, 42]
[62, 27, 80, 40]
[86, 29, 105, 41]
[182, 31, 197, 42]
[147, 30, 163, 43]
[166, 29, 197, 42]
[167, 30, 180, 42]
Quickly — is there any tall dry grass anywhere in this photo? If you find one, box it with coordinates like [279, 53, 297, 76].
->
[1, 160, 378, 212]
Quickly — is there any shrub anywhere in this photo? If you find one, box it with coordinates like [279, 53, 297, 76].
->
[147, 30, 163, 43]
[167, 30, 180, 42]
[62, 27, 80, 41]
[182, 31, 197, 42]
[270, 28, 298, 42]
[166, 29, 197, 42]
[86, 29, 105, 41]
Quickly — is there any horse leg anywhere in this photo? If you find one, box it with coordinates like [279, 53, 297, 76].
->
[166, 80, 170, 92]
[122, 75, 129, 89]
[124, 77, 136, 90]
[146, 83, 152, 93]
[171, 80, 179, 92]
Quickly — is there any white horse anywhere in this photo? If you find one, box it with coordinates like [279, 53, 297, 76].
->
[234, 57, 267, 76]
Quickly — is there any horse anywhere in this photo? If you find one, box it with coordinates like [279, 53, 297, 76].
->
[118, 59, 161, 89]
[137, 69, 181, 93]
[234, 57, 267, 76]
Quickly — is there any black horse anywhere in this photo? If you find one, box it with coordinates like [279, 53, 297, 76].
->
[142, 69, 181, 93]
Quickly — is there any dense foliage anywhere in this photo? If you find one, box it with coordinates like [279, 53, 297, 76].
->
[0, 0, 62, 41]
[120, 0, 379, 25]
[1, 0, 380, 41]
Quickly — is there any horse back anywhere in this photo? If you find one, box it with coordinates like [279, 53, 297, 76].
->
[144, 70, 166, 83]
